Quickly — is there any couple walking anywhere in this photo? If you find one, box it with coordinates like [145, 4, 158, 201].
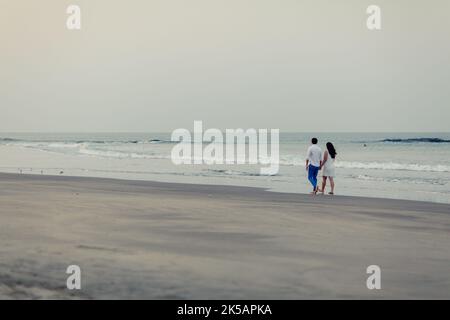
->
[305, 138, 337, 195]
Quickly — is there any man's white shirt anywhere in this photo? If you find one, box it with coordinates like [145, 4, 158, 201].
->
[306, 144, 322, 167]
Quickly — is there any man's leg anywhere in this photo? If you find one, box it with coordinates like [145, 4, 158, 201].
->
[312, 165, 319, 192]
[308, 165, 319, 191]
[307, 165, 314, 190]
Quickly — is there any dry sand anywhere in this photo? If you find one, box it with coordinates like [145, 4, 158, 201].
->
[0, 172, 449, 299]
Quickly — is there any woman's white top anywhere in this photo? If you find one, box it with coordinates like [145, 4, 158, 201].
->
[322, 152, 336, 177]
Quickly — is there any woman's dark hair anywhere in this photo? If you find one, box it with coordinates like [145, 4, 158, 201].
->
[326, 142, 337, 159]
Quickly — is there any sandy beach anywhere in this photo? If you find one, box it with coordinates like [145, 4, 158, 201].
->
[0, 172, 449, 299]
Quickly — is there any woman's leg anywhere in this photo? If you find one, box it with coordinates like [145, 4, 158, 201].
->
[329, 177, 335, 194]
[321, 176, 327, 194]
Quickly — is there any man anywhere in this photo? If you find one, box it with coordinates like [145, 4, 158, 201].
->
[306, 137, 322, 194]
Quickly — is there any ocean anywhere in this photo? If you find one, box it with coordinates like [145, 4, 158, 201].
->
[1, 132, 450, 204]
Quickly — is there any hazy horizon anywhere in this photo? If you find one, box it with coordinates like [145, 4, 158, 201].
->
[1, 0, 449, 132]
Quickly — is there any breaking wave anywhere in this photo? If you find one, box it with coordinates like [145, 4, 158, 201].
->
[0, 137, 175, 145]
[381, 138, 450, 143]
[278, 156, 450, 173]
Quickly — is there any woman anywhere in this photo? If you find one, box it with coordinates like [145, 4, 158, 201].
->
[320, 142, 337, 195]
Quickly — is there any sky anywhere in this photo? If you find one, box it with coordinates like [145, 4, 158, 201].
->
[0, 0, 449, 132]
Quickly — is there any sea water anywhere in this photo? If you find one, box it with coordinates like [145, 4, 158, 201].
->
[1, 132, 450, 204]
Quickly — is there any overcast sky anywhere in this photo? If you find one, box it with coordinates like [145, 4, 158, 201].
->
[1, 0, 449, 132]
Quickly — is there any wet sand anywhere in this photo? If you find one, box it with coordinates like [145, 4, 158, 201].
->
[0, 172, 449, 299]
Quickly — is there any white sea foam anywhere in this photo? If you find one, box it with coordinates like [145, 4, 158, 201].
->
[352, 174, 446, 186]
[78, 147, 170, 160]
[336, 161, 450, 173]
